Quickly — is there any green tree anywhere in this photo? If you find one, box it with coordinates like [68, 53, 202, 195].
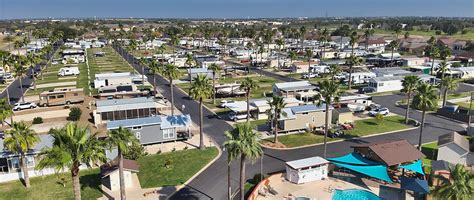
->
[431, 164, 474, 200]
[401, 75, 421, 124]
[267, 96, 287, 143]
[313, 80, 341, 158]
[439, 77, 458, 107]
[305, 49, 313, 74]
[387, 40, 399, 67]
[185, 53, 195, 84]
[328, 64, 342, 82]
[412, 83, 438, 150]
[189, 75, 213, 149]
[13, 61, 27, 103]
[208, 63, 221, 104]
[36, 123, 106, 200]
[346, 55, 364, 90]
[163, 64, 180, 115]
[0, 98, 13, 133]
[3, 121, 39, 188]
[148, 60, 161, 95]
[275, 38, 284, 70]
[320, 28, 330, 59]
[138, 58, 148, 87]
[107, 127, 140, 200]
[223, 123, 263, 200]
[240, 77, 259, 122]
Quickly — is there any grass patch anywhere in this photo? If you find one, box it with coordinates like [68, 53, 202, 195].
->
[447, 92, 471, 100]
[0, 168, 102, 200]
[457, 102, 474, 110]
[137, 147, 218, 188]
[421, 142, 438, 173]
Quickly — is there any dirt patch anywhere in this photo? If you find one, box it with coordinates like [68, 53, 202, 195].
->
[260, 141, 287, 149]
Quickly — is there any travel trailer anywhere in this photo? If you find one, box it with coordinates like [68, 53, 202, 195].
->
[39, 88, 85, 106]
[57, 67, 80, 76]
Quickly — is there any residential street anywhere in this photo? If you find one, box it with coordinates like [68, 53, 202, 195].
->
[114, 45, 467, 200]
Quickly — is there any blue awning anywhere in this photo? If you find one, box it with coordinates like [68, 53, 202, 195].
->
[332, 162, 393, 183]
[327, 152, 381, 166]
[401, 177, 429, 194]
[399, 160, 425, 175]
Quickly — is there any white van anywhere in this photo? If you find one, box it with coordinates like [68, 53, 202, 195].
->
[58, 67, 80, 76]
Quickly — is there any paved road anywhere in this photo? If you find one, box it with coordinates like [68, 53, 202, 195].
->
[0, 42, 61, 104]
[112, 44, 466, 200]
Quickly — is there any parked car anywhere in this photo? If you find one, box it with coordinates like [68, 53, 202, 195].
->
[3, 73, 12, 79]
[368, 107, 390, 116]
[302, 73, 318, 79]
[329, 128, 345, 138]
[358, 86, 376, 94]
[219, 100, 235, 108]
[13, 102, 37, 111]
[228, 112, 248, 121]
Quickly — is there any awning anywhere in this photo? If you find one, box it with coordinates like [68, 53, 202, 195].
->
[401, 177, 429, 194]
[332, 162, 393, 183]
[327, 152, 381, 166]
[399, 160, 425, 175]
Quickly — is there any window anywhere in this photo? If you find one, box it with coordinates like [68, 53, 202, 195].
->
[135, 132, 141, 140]
[163, 128, 175, 139]
[132, 126, 142, 130]
[26, 156, 35, 168]
[57, 94, 65, 99]
[378, 83, 384, 87]
[302, 112, 309, 115]
[49, 96, 57, 99]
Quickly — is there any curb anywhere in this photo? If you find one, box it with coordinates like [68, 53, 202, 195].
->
[261, 126, 419, 150]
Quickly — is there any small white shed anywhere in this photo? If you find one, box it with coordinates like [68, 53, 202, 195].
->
[285, 156, 329, 184]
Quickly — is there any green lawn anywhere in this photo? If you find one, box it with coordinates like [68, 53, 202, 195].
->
[0, 169, 102, 200]
[457, 102, 474, 110]
[371, 28, 474, 40]
[264, 115, 412, 148]
[137, 147, 218, 188]
[447, 92, 472, 100]
[421, 142, 438, 173]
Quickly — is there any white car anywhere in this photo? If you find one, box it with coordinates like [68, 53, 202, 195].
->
[13, 102, 37, 111]
[302, 73, 318, 79]
[228, 112, 248, 121]
[219, 100, 235, 108]
[369, 107, 390, 116]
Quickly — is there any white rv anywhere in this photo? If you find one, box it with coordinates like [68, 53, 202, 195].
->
[58, 67, 80, 76]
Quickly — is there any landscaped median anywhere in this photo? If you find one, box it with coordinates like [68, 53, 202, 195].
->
[260, 115, 415, 149]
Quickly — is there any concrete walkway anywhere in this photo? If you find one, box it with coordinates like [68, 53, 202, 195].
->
[99, 174, 166, 200]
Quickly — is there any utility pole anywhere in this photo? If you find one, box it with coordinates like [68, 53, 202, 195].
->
[468, 92, 473, 135]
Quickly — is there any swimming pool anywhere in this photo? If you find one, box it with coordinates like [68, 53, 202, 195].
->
[332, 189, 381, 200]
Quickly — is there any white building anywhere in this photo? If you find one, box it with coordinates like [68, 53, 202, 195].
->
[286, 156, 329, 184]
[100, 159, 139, 191]
[94, 72, 133, 88]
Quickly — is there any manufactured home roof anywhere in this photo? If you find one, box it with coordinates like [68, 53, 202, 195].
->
[438, 132, 471, 152]
[290, 104, 328, 113]
[274, 81, 312, 90]
[0, 134, 54, 158]
[95, 72, 131, 80]
[107, 115, 192, 129]
[370, 76, 404, 82]
[286, 156, 329, 169]
[96, 97, 156, 113]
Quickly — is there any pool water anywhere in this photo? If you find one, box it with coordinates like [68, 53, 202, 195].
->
[332, 189, 381, 200]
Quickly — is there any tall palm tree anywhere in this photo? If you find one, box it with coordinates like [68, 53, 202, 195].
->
[26, 53, 41, 90]
[275, 38, 284, 70]
[13, 62, 27, 103]
[170, 35, 180, 65]
[431, 164, 473, 200]
[305, 49, 313, 74]
[437, 60, 450, 78]
[138, 58, 148, 87]
[157, 44, 166, 65]
[148, 60, 161, 95]
[240, 78, 259, 122]
[349, 31, 360, 56]
[439, 77, 458, 107]
[223, 123, 263, 200]
[107, 127, 140, 200]
[208, 63, 221, 104]
[401, 75, 421, 124]
[3, 121, 39, 188]
[163, 64, 180, 115]
[0, 98, 13, 132]
[14, 40, 23, 55]
[346, 55, 363, 90]
[363, 29, 374, 50]
[36, 123, 106, 200]
[387, 40, 399, 67]
[313, 80, 341, 158]
[427, 36, 440, 75]
[189, 75, 213, 150]
[412, 83, 438, 150]
[328, 64, 342, 82]
[267, 96, 287, 143]
[288, 51, 297, 67]
[185, 53, 195, 84]
[299, 26, 306, 50]
[319, 28, 329, 59]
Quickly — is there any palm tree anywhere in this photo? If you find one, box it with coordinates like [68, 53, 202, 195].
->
[3, 121, 39, 188]
[305, 49, 313, 74]
[437, 60, 450, 78]
[36, 123, 106, 200]
[401, 75, 421, 124]
[313, 80, 341, 158]
[148, 60, 161, 95]
[208, 63, 221, 104]
[157, 44, 166, 65]
[319, 28, 329, 59]
[387, 40, 399, 67]
[14, 40, 23, 55]
[0, 98, 13, 132]
[431, 164, 473, 200]
[240, 78, 259, 122]
[299, 26, 306, 50]
[185, 53, 195, 84]
[275, 38, 284, 70]
[223, 123, 263, 200]
[189, 75, 213, 150]
[163, 64, 180, 115]
[107, 127, 140, 200]
[412, 83, 438, 150]
[26, 53, 41, 90]
[346, 55, 363, 90]
[13, 62, 27, 103]
[427, 36, 440, 75]
[363, 29, 374, 50]
[138, 58, 148, 87]
[288, 51, 297, 67]
[328, 64, 342, 82]
[439, 77, 458, 107]
[349, 31, 360, 56]
[267, 96, 287, 143]
[170, 36, 180, 65]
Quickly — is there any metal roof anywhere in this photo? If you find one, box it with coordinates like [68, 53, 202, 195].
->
[160, 115, 192, 129]
[274, 81, 312, 90]
[0, 134, 54, 158]
[290, 104, 329, 114]
[370, 76, 404, 82]
[96, 97, 157, 113]
[286, 156, 329, 169]
[107, 114, 192, 130]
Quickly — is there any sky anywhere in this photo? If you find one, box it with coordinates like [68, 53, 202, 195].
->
[0, 0, 473, 19]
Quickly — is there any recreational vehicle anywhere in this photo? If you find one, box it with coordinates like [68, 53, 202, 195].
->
[39, 88, 85, 107]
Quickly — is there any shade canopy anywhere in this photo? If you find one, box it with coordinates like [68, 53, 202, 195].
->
[332, 162, 393, 183]
[399, 160, 425, 175]
[400, 177, 429, 194]
[327, 152, 381, 166]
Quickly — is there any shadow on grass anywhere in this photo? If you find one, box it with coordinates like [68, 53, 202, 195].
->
[421, 145, 438, 160]
[79, 172, 102, 191]
[362, 121, 378, 126]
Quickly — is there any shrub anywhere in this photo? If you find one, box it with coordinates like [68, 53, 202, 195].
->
[32, 117, 43, 124]
[67, 107, 82, 121]
[375, 113, 384, 123]
[435, 30, 442, 35]
[123, 142, 148, 160]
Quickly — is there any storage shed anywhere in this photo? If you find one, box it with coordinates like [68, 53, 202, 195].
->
[285, 156, 329, 184]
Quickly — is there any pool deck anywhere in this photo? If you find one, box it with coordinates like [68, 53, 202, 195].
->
[254, 172, 415, 200]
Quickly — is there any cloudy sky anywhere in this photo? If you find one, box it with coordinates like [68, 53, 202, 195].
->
[0, 0, 472, 19]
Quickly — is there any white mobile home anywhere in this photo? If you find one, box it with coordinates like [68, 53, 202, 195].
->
[94, 72, 133, 88]
[368, 76, 404, 93]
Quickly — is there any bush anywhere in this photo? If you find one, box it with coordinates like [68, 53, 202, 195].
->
[32, 117, 43, 124]
[435, 30, 442, 35]
[375, 113, 384, 123]
[67, 107, 82, 121]
[123, 142, 148, 160]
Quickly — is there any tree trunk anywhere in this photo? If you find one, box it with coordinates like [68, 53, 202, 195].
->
[71, 165, 81, 200]
[141, 65, 145, 87]
[199, 99, 204, 149]
[118, 149, 126, 200]
[273, 116, 279, 143]
[348, 66, 353, 90]
[239, 155, 246, 200]
[323, 104, 330, 158]
[405, 92, 411, 124]
[170, 79, 174, 116]
[20, 153, 30, 188]
[213, 74, 216, 104]
[227, 158, 232, 200]
[417, 110, 426, 150]
[430, 57, 435, 76]
[153, 75, 157, 95]
[19, 78, 25, 103]
[442, 88, 448, 107]
[246, 90, 250, 122]
[277, 47, 280, 70]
